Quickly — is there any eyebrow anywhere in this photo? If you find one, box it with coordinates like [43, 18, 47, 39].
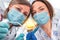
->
[16, 6, 23, 9]
[38, 6, 43, 9]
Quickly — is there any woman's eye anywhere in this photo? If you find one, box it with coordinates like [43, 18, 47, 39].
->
[32, 11, 36, 14]
[32, 11, 36, 16]
[24, 12, 28, 16]
[16, 8, 21, 12]
[39, 8, 45, 11]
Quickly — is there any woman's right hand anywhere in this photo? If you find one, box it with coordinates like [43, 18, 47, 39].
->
[0, 22, 10, 40]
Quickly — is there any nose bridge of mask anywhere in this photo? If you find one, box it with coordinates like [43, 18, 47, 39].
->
[33, 11, 50, 25]
[7, 8, 26, 25]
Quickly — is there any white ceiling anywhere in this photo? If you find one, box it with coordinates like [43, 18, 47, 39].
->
[0, 0, 11, 10]
[48, 0, 60, 9]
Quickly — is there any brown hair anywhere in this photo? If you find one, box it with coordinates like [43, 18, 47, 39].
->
[4, 0, 31, 18]
[32, 0, 54, 19]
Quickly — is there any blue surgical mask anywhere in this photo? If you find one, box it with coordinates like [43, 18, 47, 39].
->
[7, 8, 26, 25]
[33, 11, 50, 25]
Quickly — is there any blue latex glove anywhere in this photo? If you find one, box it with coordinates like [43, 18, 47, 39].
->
[16, 33, 24, 40]
[26, 32, 37, 40]
[0, 22, 10, 40]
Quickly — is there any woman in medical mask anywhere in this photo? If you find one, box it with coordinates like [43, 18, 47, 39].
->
[26, 0, 53, 40]
[4, 0, 30, 25]
[0, 0, 31, 40]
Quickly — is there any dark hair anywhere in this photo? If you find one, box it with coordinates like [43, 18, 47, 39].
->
[32, 0, 54, 19]
[4, 0, 31, 18]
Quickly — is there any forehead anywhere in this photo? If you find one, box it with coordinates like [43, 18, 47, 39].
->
[32, 1, 46, 8]
[12, 4, 30, 10]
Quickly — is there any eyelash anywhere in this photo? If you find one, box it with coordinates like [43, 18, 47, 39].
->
[39, 8, 44, 11]
[32, 11, 36, 16]
[16, 8, 21, 12]
[32, 11, 36, 14]
[24, 12, 28, 16]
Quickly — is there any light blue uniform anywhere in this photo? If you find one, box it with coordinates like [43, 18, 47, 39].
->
[33, 26, 51, 40]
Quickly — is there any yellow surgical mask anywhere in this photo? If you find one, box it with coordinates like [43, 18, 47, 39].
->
[24, 18, 37, 31]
